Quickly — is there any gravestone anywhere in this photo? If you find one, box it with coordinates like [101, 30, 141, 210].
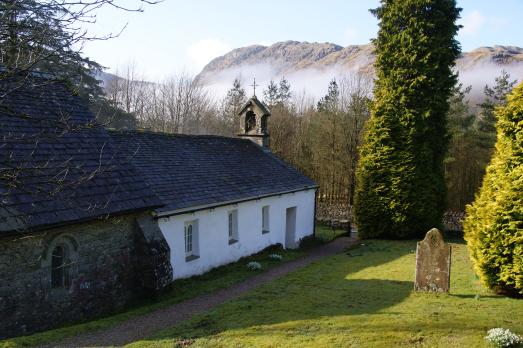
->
[414, 228, 451, 292]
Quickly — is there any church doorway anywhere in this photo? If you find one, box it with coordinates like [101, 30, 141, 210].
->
[285, 207, 297, 248]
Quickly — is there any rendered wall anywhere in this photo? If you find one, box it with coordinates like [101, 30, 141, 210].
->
[158, 189, 316, 279]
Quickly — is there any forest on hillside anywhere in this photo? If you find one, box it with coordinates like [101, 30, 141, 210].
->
[102, 68, 517, 218]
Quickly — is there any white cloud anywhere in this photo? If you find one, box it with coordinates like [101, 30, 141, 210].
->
[460, 10, 485, 36]
[186, 39, 231, 72]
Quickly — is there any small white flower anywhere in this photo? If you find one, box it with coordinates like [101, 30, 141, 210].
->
[268, 254, 283, 261]
[246, 261, 262, 271]
[485, 328, 522, 348]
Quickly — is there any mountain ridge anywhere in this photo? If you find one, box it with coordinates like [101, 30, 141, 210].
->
[197, 41, 523, 87]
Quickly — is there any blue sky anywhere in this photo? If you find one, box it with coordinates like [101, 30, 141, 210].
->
[82, 0, 523, 80]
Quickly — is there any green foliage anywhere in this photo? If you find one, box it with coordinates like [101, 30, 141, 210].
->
[354, 0, 462, 239]
[90, 99, 137, 130]
[278, 77, 292, 105]
[478, 71, 517, 149]
[262, 77, 292, 107]
[445, 84, 484, 210]
[0, 0, 105, 103]
[317, 79, 339, 112]
[464, 82, 523, 297]
[445, 72, 517, 212]
[220, 77, 247, 134]
[262, 80, 279, 107]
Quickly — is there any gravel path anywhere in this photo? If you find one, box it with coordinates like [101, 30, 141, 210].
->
[45, 237, 356, 348]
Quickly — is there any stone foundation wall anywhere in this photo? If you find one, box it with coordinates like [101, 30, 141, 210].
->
[316, 202, 351, 223]
[316, 202, 465, 232]
[0, 212, 172, 338]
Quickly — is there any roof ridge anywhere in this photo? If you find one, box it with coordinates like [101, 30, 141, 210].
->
[108, 129, 252, 141]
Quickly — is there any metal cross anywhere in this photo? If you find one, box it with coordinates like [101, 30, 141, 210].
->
[250, 78, 259, 96]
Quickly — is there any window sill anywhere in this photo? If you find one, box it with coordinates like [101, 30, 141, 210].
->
[228, 239, 238, 245]
[262, 230, 270, 235]
[185, 255, 200, 262]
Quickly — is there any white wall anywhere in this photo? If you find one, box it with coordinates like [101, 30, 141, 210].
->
[157, 189, 315, 280]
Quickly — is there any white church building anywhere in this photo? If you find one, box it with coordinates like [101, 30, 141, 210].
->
[0, 76, 316, 336]
[111, 95, 317, 279]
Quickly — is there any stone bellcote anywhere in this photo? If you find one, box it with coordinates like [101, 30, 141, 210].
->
[237, 95, 271, 148]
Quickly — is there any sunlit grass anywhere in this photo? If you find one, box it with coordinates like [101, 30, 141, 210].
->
[128, 239, 523, 348]
[315, 224, 348, 242]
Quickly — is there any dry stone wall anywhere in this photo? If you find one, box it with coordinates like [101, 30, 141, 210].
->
[317, 202, 465, 232]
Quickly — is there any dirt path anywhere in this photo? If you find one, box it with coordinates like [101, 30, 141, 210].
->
[45, 237, 356, 348]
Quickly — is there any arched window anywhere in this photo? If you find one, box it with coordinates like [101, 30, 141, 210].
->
[245, 111, 256, 132]
[51, 244, 71, 288]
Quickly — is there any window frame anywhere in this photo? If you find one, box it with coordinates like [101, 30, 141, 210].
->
[184, 220, 199, 262]
[43, 235, 78, 292]
[51, 243, 71, 289]
[184, 223, 193, 257]
[262, 205, 270, 234]
[228, 209, 239, 244]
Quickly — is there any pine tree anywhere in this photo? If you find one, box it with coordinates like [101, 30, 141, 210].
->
[278, 77, 292, 105]
[354, 0, 462, 239]
[477, 71, 517, 149]
[317, 79, 339, 112]
[464, 82, 523, 297]
[263, 80, 279, 107]
[0, 0, 104, 101]
[221, 78, 247, 134]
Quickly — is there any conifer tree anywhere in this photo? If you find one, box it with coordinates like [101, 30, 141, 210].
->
[464, 82, 523, 297]
[354, 0, 461, 238]
[263, 80, 279, 107]
[478, 71, 517, 149]
[221, 77, 246, 134]
[317, 79, 339, 112]
[277, 77, 292, 105]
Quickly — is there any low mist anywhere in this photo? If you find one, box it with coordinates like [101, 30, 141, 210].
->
[201, 61, 523, 103]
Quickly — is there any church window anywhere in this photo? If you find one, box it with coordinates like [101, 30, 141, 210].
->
[51, 244, 71, 289]
[262, 206, 270, 234]
[228, 210, 238, 244]
[185, 223, 193, 256]
[245, 111, 256, 132]
[184, 220, 199, 261]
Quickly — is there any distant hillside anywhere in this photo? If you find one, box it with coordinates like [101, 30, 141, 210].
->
[197, 41, 523, 99]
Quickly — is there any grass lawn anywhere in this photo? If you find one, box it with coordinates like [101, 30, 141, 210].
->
[2, 245, 306, 348]
[127, 239, 523, 348]
[314, 224, 349, 243]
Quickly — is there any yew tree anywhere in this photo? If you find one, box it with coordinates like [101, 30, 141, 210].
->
[354, 0, 462, 238]
[464, 82, 523, 297]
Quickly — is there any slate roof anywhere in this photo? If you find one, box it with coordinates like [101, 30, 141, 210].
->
[109, 130, 317, 214]
[0, 75, 161, 234]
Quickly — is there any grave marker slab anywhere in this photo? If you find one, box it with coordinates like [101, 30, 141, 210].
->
[414, 228, 451, 293]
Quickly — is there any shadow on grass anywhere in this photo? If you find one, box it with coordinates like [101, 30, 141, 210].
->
[142, 240, 416, 345]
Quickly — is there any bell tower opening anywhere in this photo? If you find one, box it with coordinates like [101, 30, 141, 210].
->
[245, 110, 256, 133]
[237, 80, 271, 148]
